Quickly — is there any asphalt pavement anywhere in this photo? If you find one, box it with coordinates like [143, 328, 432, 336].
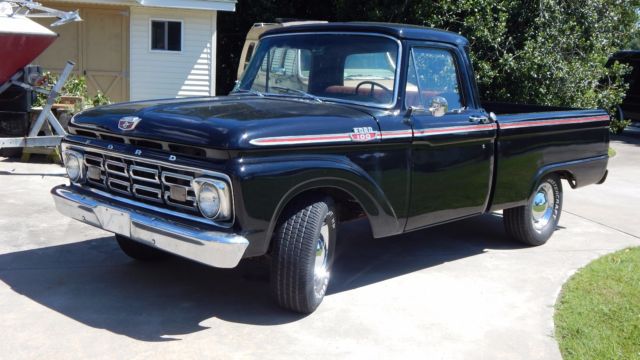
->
[0, 134, 638, 359]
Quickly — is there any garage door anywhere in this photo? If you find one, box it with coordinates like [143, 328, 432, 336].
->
[33, 4, 129, 103]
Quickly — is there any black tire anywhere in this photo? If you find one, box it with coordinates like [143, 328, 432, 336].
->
[615, 105, 624, 122]
[504, 174, 563, 246]
[115, 234, 169, 261]
[270, 196, 337, 313]
[0, 111, 28, 159]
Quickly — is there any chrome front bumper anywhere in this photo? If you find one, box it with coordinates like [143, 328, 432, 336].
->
[51, 185, 249, 268]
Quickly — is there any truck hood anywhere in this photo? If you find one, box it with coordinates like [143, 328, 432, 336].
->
[70, 96, 378, 150]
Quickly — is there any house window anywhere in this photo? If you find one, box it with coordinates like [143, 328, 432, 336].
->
[242, 43, 255, 71]
[151, 20, 182, 51]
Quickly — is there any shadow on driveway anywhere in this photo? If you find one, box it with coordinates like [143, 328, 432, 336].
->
[616, 126, 640, 146]
[0, 213, 525, 341]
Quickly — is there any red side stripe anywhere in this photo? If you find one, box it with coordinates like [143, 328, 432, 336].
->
[499, 115, 609, 129]
[415, 124, 496, 136]
[252, 134, 353, 144]
[249, 115, 608, 146]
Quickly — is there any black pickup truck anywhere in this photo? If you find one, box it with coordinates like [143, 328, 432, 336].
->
[51, 23, 610, 313]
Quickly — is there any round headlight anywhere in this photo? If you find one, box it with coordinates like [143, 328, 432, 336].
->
[197, 182, 221, 219]
[64, 152, 83, 183]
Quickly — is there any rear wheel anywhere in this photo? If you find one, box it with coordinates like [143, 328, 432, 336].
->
[115, 234, 169, 261]
[504, 174, 563, 246]
[270, 196, 336, 313]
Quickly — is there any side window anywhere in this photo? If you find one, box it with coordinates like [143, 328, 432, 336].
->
[243, 43, 255, 70]
[405, 48, 463, 111]
[151, 20, 182, 52]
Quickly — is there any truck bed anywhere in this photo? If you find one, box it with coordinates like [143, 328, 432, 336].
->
[484, 101, 610, 212]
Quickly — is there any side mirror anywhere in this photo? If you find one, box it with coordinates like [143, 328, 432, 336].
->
[428, 96, 448, 117]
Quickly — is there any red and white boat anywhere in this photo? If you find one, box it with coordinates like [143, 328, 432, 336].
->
[0, 14, 57, 84]
[0, 0, 80, 85]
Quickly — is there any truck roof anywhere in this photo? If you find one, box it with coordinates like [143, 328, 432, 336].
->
[261, 22, 468, 46]
[610, 50, 640, 61]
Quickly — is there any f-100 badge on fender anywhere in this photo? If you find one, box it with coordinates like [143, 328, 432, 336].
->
[351, 127, 378, 142]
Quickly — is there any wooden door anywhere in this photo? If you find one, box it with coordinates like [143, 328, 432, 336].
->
[32, 4, 129, 102]
[82, 8, 129, 102]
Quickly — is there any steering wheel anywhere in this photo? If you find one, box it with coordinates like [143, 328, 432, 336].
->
[354, 81, 392, 97]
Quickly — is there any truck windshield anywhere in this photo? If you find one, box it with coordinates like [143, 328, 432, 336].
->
[234, 34, 399, 107]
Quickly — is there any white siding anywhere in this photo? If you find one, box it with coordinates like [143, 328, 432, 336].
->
[130, 7, 216, 100]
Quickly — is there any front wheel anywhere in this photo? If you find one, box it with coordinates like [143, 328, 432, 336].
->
[270, 196, 337, 313]
[504, 174, 563, 246]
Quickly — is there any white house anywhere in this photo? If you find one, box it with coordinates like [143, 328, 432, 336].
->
[33, 0, 236, 103]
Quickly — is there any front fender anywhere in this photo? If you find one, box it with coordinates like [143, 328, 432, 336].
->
[231, 154, 401, 257]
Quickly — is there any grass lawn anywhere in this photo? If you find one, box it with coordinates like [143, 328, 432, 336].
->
[555, 247, 640, 360]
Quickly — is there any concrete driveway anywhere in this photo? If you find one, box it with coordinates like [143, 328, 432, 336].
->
[0, 136, 638, 360]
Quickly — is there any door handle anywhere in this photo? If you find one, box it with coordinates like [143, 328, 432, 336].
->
[469, 115, 491, 124]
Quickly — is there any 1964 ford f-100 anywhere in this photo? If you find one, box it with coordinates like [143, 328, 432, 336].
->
[51, 23, 610, 313]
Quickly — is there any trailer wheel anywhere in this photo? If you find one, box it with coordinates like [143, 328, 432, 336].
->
[504, 174, 563, 246]
[270, 196, 336, 313]
[115, 234, 169, 261]
[0, 112, 29, 158]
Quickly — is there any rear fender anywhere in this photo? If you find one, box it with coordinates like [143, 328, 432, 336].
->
[530, 155, 609, 194]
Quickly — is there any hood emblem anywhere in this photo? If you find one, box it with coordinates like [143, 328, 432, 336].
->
[118, 116, 141, 131]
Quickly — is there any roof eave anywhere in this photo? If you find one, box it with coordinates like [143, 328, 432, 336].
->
[136, 0, 235, 11]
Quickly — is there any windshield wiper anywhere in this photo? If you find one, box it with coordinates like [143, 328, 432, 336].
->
[268, 86, 323, 103]
[230, 88, 265, 97]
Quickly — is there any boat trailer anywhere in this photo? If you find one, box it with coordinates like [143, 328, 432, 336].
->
[0, 0, 81, 152]
[0, 61, 74, 149]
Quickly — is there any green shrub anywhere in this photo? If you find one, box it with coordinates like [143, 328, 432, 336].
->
[34, 72, 111, 112]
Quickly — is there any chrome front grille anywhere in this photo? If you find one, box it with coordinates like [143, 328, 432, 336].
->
[68, 127, 210, 158]
[83, 150, 199, 213]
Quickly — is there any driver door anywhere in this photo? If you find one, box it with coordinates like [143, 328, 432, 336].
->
[404, 45, 496, 230]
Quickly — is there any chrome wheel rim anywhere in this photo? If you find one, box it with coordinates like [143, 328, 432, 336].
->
[531, 182, 555, 232]
[313, 222, 330, 298]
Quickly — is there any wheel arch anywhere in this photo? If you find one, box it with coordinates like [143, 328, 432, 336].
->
[235, 156, 404, 257]
[529, 156, 608, 196]
[264, 181, 395, 254]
